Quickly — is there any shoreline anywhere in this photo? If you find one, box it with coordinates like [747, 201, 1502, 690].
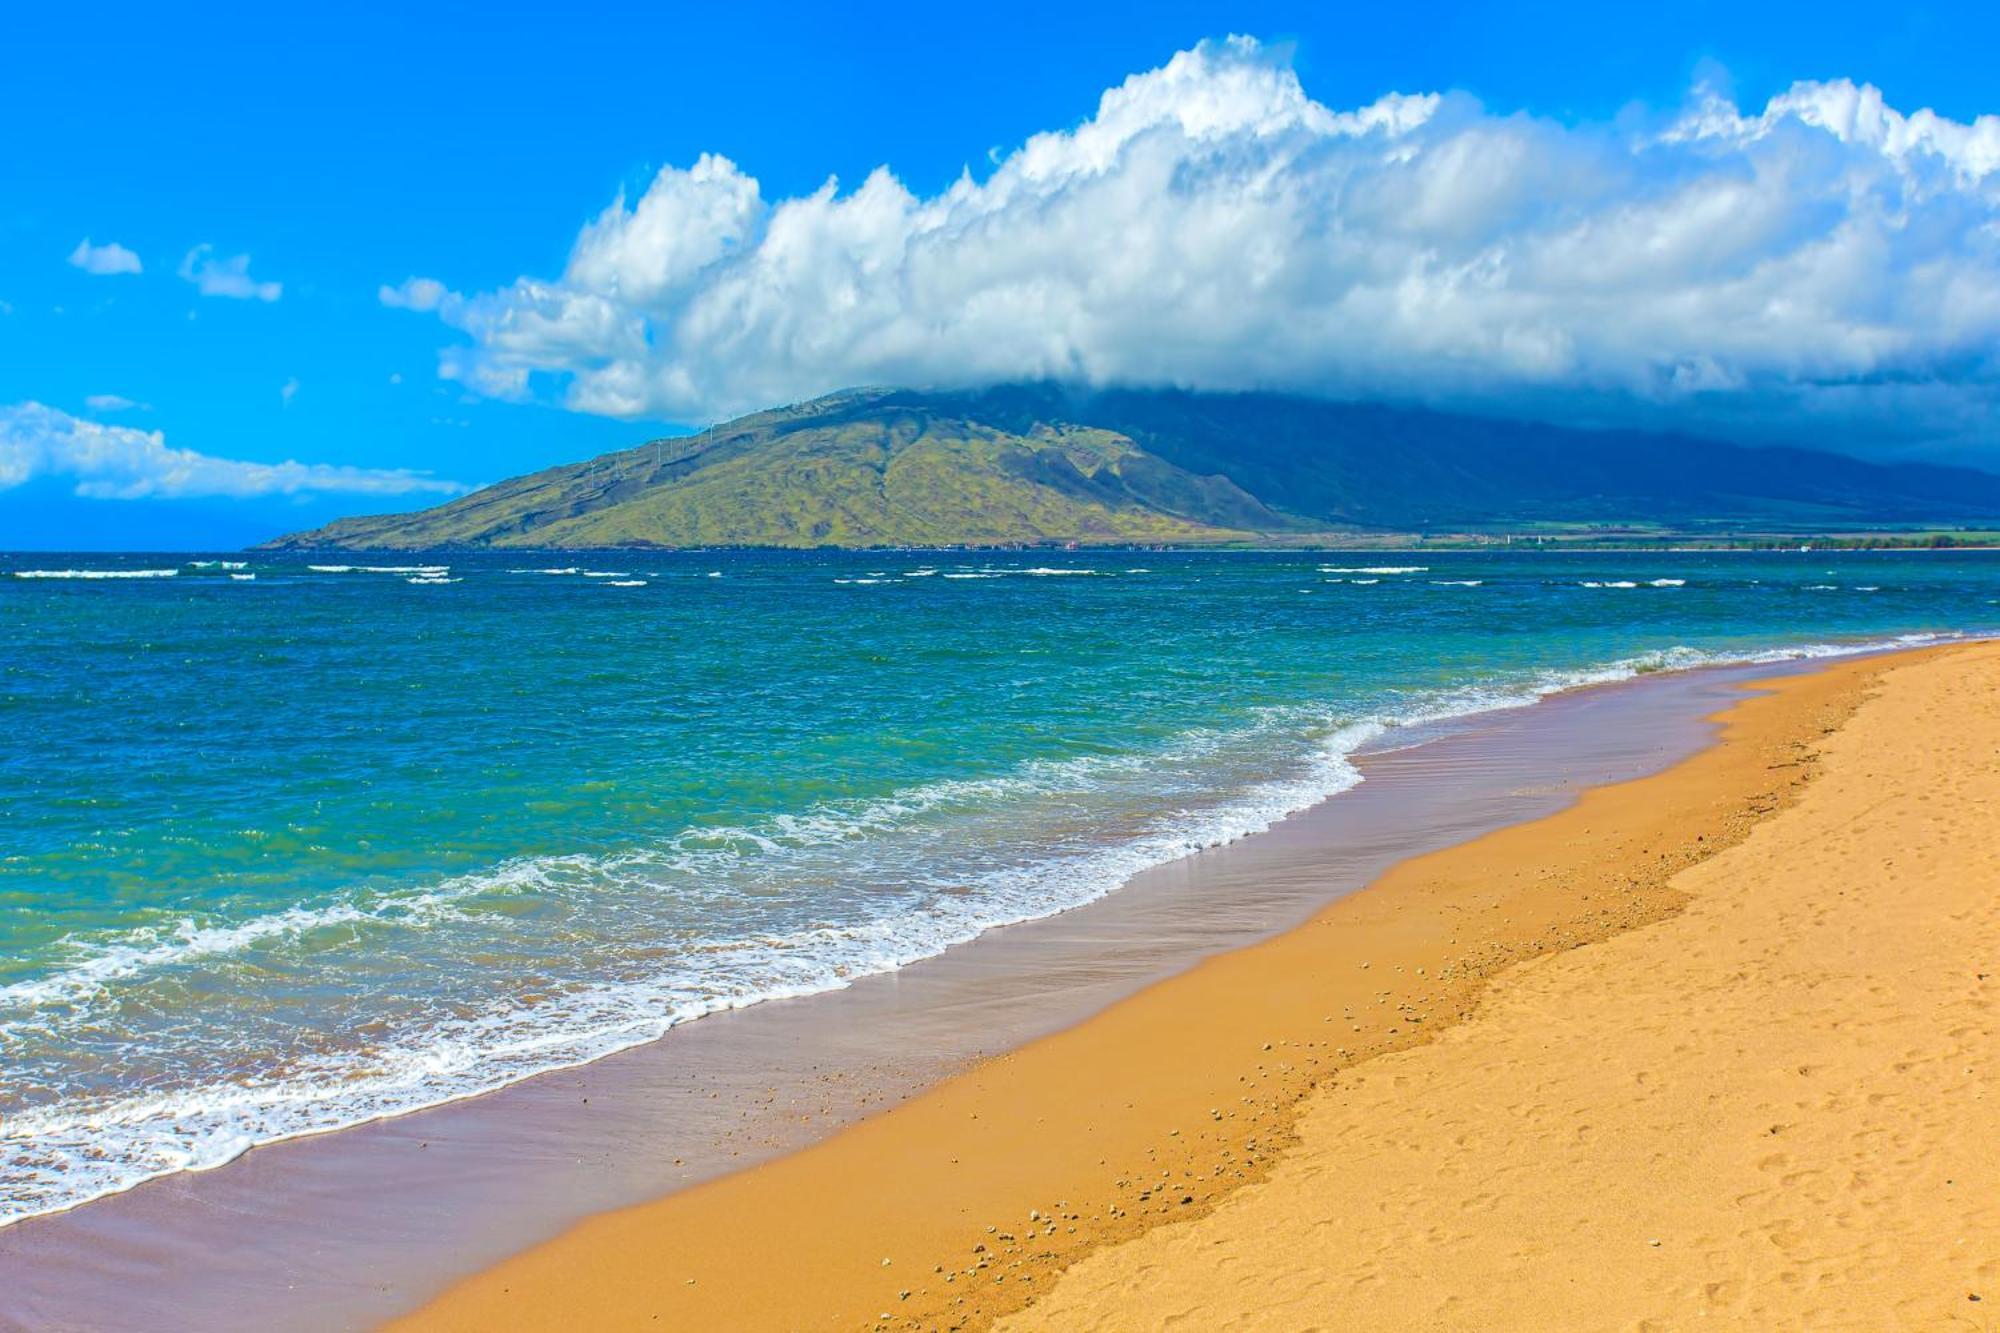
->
[2, 622, 1874, 1233]
[398, 644, 1952, 1330]
[1012, 636, 2000, 1329]
[0, 641, 1902, 1330]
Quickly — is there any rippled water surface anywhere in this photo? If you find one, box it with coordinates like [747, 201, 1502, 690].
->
[1, 547, 1990, 1224]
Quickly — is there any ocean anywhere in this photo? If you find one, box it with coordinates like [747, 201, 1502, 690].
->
[0, 546, 1988, 1227]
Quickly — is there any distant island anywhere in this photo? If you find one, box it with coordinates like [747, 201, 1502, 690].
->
[262, 386, 2000, 550]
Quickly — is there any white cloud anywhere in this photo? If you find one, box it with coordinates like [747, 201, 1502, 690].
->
[280, 377, 300, 407]
[179, 245, 282, 301]
[84, 394, 143, 413]
[387, 37, 2000, 454]
[68, 239, 143, 276]
[379, 277, 451, 311]
[0, 402, 466, 500]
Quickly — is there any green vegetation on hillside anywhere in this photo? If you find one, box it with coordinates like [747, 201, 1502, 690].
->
[266, 386, 2000, 551]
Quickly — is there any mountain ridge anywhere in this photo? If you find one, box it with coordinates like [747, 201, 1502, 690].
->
[263, 386, 2000, 550]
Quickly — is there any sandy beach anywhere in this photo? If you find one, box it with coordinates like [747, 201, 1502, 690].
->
[18, 14, 2000, 1329]
[1011, 645, 2000, 1330]
[400, 640, 1997, 1330]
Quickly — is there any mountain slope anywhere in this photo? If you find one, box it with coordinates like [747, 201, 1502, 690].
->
[266, 387, 2000, 549]
[941, 385, 2000, 529]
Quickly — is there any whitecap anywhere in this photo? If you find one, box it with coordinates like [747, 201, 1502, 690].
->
[1319, 565, 1426, 574]
[311, 564, 447, 575]
[13, 568, 178, 580]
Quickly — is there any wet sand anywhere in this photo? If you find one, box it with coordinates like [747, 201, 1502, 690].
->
[1012, 639, 2000, 1330]
[401, 646, 1964, 1331]
[0, 656, 1831, 1330]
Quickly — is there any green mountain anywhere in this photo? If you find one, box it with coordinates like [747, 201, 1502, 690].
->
[266, 386, 2000, 549]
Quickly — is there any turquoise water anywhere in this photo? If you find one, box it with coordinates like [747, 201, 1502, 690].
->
[0, 548, 1990, 1225]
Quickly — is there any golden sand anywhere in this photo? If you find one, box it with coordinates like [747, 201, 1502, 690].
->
[1014, 641, 2000, 1330]
[402, 643, 1993, 1331]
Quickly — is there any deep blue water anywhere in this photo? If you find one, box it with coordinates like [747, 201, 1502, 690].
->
[0, 547, 1989, 1224]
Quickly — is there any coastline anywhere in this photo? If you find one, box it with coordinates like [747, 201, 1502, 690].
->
[9, 593, 1930, 1234]
[1012, 636, 2000, 1329]
[0, 641, 1902, 1330]
[398, 643, 1959, 1331]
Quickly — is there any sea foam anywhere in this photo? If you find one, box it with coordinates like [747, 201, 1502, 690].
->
[310, 564, 447, 575]
[13, 568, 178, 580]
[1320, 565, 1427, 574]
[0, 624, 1964, 1229]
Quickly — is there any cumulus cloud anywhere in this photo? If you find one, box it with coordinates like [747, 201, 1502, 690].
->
[179, 245, 282, 301]
[68, 239, 143, 276]
[0, 402, 466, 500]
[385, 37, 2000, 454]
[84, 394, 143, 413]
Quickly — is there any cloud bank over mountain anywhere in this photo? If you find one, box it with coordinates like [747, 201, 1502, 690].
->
[384, 37, 2000, 455]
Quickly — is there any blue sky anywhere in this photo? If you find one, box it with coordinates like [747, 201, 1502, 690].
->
[3, 0, 1997, 547]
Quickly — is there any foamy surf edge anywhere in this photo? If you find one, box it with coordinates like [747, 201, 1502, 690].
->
[0, 627, 1964, 1229]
